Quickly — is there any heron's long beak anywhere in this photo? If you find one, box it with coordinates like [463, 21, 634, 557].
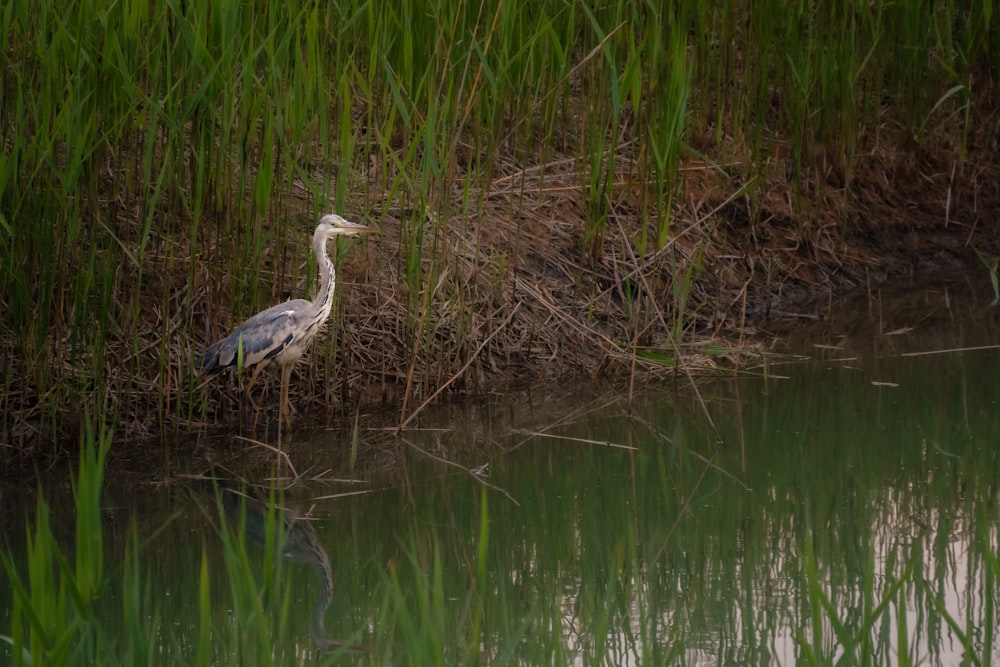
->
[340, 220, 376, 234]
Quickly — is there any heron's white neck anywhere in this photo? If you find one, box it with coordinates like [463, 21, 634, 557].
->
[313, 231, 336, 322]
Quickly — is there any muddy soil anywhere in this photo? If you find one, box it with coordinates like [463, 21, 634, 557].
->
[351, 135, 1000, 382]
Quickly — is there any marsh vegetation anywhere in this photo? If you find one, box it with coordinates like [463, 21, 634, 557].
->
[1, 0, 998, 450]
[2, 4, 1000, 661]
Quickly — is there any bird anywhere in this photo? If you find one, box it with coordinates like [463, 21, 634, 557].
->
[209, 481, 369, 653]
[201, 214, 374, 427]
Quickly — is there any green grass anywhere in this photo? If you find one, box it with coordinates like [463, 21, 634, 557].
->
[1, 425, 355, 666]
[0, 0, 996, 451]
[2, 420, 111, 665]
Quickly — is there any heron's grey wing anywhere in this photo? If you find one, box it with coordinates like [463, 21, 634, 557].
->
[201, 299, 312, 373]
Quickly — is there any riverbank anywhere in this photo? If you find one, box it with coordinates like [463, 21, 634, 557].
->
[1, 1, 998, 455]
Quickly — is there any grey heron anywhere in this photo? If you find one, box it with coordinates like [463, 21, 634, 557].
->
[212, 482, 369, 653]
[201, 214, 374, 427]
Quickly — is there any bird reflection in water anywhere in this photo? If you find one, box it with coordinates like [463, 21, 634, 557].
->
[212, 482, 369, 655]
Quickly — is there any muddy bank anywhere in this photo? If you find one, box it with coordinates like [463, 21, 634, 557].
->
[319, 135, 1000, 398]
[5, 131, 1000, 455]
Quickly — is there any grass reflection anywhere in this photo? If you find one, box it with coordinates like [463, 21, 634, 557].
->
[3, 349, 1000, 664]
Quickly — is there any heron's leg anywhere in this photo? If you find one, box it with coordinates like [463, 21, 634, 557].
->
[240, 361, 270, 417]
[245, 361, 268, 396]
[280, 363, 293, 429]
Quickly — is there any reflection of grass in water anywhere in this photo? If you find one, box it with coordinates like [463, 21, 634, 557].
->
[2, 421, 111, 666]
[798, 516, 918, 666]
[711, 358, 1000, 665]
[0, 424, 368, 665]
[795, 521, 1000, 666]
[5, 375, 1000, 665]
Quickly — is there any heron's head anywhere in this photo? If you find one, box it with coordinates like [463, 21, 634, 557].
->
[316, 214, 375, 237]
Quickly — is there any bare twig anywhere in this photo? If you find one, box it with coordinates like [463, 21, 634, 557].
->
[401, 436, 519, 505]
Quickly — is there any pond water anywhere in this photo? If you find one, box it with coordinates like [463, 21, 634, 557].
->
[3, 274, 1000, 665]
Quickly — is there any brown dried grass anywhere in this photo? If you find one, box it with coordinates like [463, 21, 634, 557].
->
[3, 100, 999, 452]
